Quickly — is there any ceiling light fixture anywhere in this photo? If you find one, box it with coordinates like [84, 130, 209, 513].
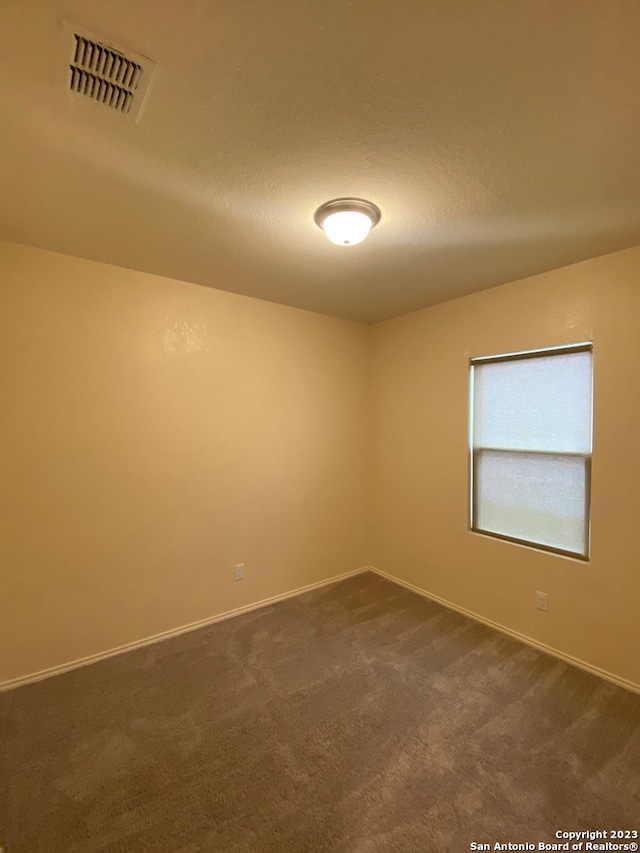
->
[314, 198, 381, 246]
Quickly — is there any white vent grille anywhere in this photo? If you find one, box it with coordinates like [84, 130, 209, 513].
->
[64, 23, 155, 120]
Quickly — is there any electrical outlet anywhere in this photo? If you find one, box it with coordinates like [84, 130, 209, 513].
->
[234, 563, 245, 582]
[535, 590, 549, 612]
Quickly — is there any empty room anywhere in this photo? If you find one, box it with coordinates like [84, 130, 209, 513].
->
[1, 1, 639, 851]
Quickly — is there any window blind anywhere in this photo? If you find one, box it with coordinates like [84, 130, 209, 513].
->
[471, 346, 592, 558]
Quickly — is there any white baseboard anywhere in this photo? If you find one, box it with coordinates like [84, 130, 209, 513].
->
[5, 565, 638, 696]
[367, 565, 640, 695]
[0, 566, 369, 693]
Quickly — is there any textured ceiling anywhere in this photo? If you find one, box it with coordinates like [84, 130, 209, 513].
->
[1, 1, 640, 323]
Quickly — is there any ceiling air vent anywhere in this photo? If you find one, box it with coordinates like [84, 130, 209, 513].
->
[63, 23, 155, 121]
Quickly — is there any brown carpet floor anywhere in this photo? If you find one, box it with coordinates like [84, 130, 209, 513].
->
[1, 571, 639, 852]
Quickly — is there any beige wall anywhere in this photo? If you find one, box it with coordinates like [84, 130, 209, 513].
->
[3, 239, 640, 689]
[0, 241, 369, 683]
[370, 245, 640, 687]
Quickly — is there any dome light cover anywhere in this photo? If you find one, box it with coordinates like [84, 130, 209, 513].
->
[314, 198, 381, 246]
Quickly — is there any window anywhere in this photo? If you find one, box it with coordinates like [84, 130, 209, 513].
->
[469, 343, 593, 559]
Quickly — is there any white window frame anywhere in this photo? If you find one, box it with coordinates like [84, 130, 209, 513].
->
[469, 343, 593, 560]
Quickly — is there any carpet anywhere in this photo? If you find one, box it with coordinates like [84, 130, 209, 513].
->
[1, 571, 639, 852]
